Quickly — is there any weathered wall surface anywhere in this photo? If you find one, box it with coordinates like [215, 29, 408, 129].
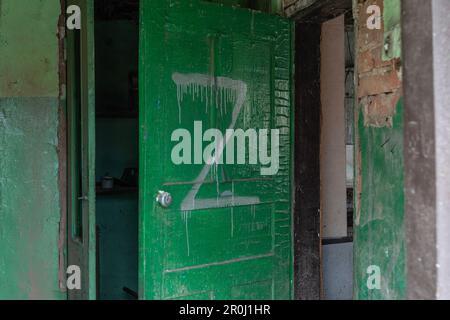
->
[0, 0, 65, 299]
[283, 0, 351, 19]
[207, 0, 283, 14]
[353, 0, 405, 299]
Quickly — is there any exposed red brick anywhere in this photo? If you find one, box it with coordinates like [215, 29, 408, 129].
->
[358, 46, 392, 73]
[358, 61, 402, 98]
[356, 0, 403, 128]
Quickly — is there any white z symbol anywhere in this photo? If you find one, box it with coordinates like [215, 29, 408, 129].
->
[172, 73, 260, 211]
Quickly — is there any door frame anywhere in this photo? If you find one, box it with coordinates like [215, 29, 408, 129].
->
[293, 22, 322, 300]
[66, 0, 96, 300]
[402, 0, 450, 299]
[290, 0, 353, 300]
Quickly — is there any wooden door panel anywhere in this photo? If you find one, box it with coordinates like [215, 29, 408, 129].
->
[140, 0, 293, 300]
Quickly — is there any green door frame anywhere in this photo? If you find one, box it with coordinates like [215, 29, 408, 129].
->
[66, 0, 96, 300]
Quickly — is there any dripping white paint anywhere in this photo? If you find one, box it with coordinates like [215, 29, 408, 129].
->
[171, 121, 280, 176]
[171, 72, 267, 211]
[172, 72, 247, 125]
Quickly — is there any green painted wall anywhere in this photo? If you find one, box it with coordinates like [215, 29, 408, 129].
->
[353, 0, 405, 299]
[0, 0, 65, 299]
[354, 99, 405, 299]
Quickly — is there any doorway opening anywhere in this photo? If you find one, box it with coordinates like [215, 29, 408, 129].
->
[294, 4, 354, 300]
[320, 13, 355, 300]
[94, 0, 140, 300]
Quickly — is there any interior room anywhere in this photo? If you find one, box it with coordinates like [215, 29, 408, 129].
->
[94, 0, 139, 300]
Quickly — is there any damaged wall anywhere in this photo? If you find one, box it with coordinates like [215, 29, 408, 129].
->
[353, 0, 405, 299]
[206, 0, 283, 14]
[0, 0, 65, 299]
[284, 0, 351, 20]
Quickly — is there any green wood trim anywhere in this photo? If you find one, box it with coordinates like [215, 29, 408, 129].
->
[382, 0, 401, 61]
[66, 0, 96, 300]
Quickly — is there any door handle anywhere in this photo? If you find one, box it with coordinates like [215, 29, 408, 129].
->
[156, 191, 173, 208]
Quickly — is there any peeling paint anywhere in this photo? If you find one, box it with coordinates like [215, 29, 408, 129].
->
[361, 91, 400, 128]
[0, 0, 60, 97]
[354, 0, 406, 300]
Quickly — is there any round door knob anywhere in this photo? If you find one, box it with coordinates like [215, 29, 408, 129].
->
[156, 191, 172, 208]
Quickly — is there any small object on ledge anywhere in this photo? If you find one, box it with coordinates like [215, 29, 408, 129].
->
[96, 172, 139, 196]
[96, 186, 138, 196]
[101, 175, 114, 190]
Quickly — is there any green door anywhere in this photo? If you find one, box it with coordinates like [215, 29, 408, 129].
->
[139, 0, 293, 300]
